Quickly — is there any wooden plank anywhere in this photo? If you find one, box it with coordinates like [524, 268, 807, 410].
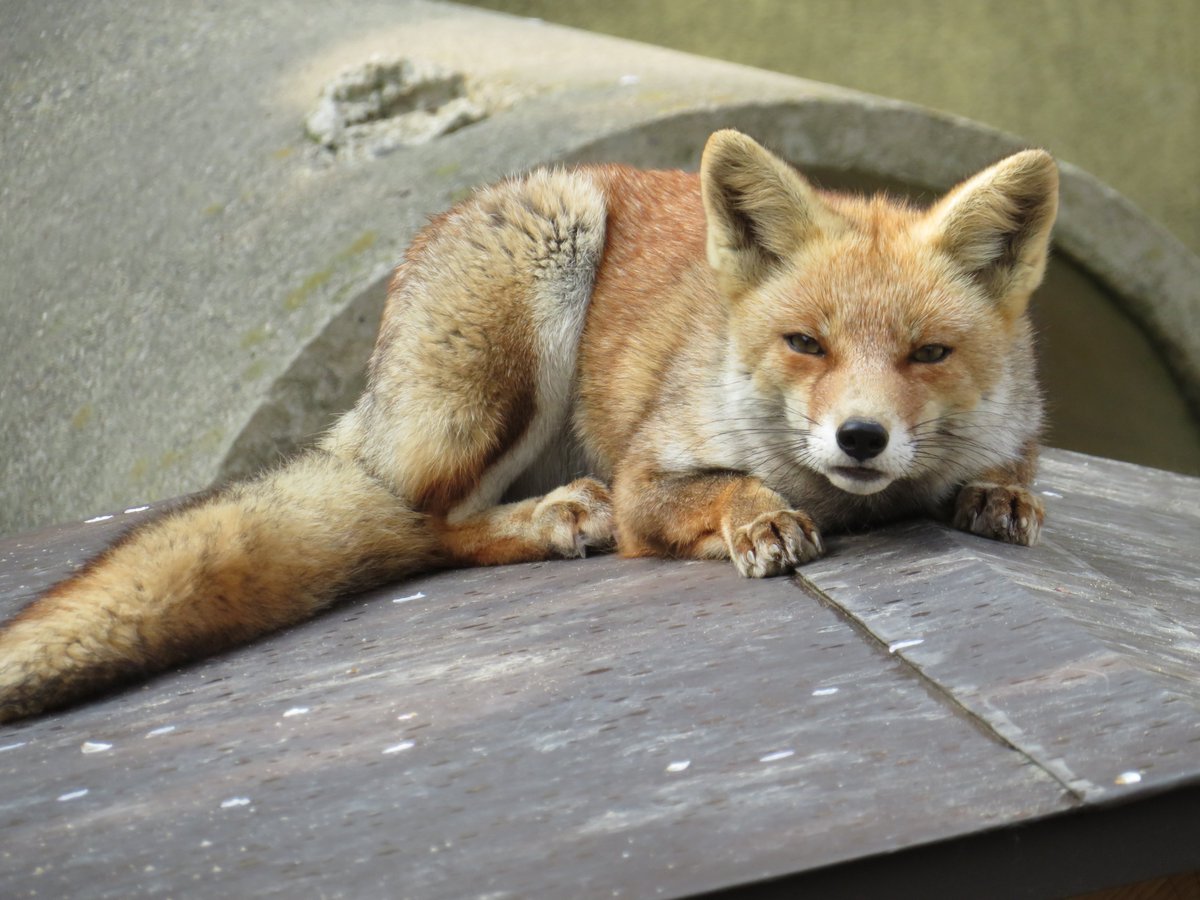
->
[0, 503, 161, 603]
[0, 448, 1197, 897]
[797, 450, 1200, 803]
[0, 555, 1066, 899]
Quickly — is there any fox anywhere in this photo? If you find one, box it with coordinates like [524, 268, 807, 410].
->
[0, 130, 1058, 723]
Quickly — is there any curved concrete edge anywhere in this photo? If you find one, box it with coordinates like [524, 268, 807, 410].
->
[2, 0, 1197, 534]
[216, 272, 388, 485]
[1053, 161, 1200, 414]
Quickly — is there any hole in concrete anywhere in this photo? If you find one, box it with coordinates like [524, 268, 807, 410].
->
[306, 58, 492, 161]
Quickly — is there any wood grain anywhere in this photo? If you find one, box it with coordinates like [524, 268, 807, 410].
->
[0, 448, 1196, 898]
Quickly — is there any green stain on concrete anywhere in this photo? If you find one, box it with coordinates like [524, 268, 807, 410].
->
[284, 268, 334, 311]
[242, 359, 269, 382]
[240, 326, 271, 349]
[342, 231, 378, 257]
[282, 231, 378, 312]
[197, 426, 226, 451]
[71, 404, 93, 429]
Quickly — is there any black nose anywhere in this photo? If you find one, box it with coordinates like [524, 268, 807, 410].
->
[836, 418, 889, 461]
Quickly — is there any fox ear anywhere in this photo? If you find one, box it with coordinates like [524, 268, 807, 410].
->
[700, 130, 835, 296]
[923, 149, 1059, 316]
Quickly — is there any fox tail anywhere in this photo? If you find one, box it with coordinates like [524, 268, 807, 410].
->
[0, 450, 439, 722]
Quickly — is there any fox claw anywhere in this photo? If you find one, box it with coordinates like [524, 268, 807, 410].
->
[729, 509, 823, 578]
[953, 482, 1044, 546]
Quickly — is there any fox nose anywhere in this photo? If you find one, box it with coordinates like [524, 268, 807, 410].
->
[836, 418, 889, 461]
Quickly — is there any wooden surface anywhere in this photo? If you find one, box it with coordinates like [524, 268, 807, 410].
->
[0, 449, 1197, 899]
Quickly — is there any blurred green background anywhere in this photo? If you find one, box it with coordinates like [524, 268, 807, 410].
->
[464, 0, 1199, 256]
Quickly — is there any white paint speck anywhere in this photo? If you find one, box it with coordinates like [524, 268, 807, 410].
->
[383, 741, 415, 754]
[888, 638, 925, 653]
[84, 514, 114, 524]
[220, 797, 251, 809]
[665, 760, 691, 773]
[393, 592, 425, 604]
[618, 74, 641, 86]
[1115, 770, 1143, 786]
[812, 687, 840, 696]
[57, 789, 89, 802]
[282, 707, 309, 718]
[1040, 490, 1063, 499]
[146, 726, 176, 737]
[124, 505, 151, 514]
[81, 741, 113, 754]
[759, 750, 795, 763]
[397, 712, 417, 721]
[0, 742, 27, 753]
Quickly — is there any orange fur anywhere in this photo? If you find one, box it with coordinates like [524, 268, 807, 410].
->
[0, 131, 1057, 721]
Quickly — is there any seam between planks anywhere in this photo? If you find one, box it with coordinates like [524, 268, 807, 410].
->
[790, 571, 1088, 806]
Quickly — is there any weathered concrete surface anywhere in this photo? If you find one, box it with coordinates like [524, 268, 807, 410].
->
[0, 0, 813, 534]
[2, 0, 1198, 536]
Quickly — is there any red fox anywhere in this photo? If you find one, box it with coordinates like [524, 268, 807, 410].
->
[0, 130, 1057, 722]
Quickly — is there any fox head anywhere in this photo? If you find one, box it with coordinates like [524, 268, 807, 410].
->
[700, 130, 1058, 496]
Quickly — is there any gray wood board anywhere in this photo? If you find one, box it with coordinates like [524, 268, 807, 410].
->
[0, 448, 1197, 898]
[797, 450, 1200, 803]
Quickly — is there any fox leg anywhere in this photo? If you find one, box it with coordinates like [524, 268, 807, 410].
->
[613, 465, 823, 578]
[321, 168, 613, 567]
[435, 478, 615, 567]
[951, 443, 1044, 545]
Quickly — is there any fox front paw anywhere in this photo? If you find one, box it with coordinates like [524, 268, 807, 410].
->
[727, 509, 824, 578]
[953, 482, 1044, 546]
[533, 478, 616, 559]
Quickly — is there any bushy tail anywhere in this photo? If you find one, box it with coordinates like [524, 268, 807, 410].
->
[0, 450, 440, 722]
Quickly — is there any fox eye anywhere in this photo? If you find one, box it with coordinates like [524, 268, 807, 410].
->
[912, 344, 952, 364]
[785, 333, 824, 356]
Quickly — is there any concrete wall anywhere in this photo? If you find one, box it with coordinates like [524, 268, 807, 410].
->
[466, 0, 1200, 257]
